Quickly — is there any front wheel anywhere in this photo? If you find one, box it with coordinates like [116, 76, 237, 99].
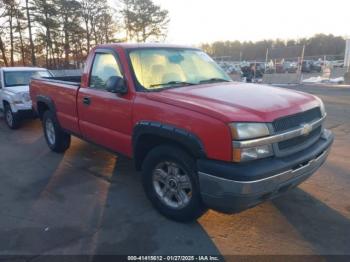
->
[4, 104, 20, 129]
[142, 145, 207, 222]
[43, 110, 71, 153]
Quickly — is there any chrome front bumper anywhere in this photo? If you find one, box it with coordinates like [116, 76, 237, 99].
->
[11, 101, 33, 113]
[198, 129, 334, 213]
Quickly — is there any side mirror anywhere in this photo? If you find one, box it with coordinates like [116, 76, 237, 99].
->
[106, 76, 128, 94]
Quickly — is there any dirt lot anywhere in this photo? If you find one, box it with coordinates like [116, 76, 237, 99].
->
[0, 84, 349, 258]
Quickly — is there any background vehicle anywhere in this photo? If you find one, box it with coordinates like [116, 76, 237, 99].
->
[218, 62, 242, 75]
[302, 60, 322, 73]
[330, 60, 344, 68]
[30, 43, 334, 222]
[0, 67, 52, 129]
[283, 61, 298, 73]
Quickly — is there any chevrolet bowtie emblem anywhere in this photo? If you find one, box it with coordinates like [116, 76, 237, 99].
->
[300, 123, 312, 136]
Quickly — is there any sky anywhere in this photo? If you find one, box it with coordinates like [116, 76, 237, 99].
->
[143, 0, 350, 45]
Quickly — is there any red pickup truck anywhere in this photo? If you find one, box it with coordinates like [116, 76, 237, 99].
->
[30, 43, 334, 222]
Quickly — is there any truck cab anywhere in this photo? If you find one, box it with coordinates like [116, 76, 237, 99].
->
[0, 67, 52, 129]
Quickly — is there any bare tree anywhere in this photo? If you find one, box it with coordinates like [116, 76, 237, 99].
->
[0, 0, 169, 67]
[0, 34, 9, 66]
[0, 2, 9, 66]
[15, 2, 26, 65]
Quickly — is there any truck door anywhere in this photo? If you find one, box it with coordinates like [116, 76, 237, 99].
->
[77, 50, 133, 156]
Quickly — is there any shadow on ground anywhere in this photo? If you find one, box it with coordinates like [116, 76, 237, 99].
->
[0, 120, 220, 256]
[273, 188, 350, 254]
[1, 105, 350, 257]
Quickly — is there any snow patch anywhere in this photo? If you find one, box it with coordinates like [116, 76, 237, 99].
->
[302, 76, 328, 83]
[329, 77, 344, 84]
[302, 76, 345, 84]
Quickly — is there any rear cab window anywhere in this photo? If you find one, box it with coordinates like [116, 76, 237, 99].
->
[89, 53, 123, 90]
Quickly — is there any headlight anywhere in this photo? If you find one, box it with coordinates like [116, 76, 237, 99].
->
[13, 94, 24, 104]
[233, 144, 274, 162]
[230, 122, 273, 162]
[229, 122, 270, 140]
[13, 93, 30, 104]
[21, 92, 31, 102]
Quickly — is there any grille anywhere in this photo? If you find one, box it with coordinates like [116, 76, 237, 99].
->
[278, 126, 322, 150]
[273, 107, 322, 132]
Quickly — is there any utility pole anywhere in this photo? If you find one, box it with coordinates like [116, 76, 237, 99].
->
[264, 48, 269, 74]
[299, 45, 305, 83]
[345, 39, 350, 72]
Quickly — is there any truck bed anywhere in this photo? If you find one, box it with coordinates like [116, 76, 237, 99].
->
[30, 76, 81, 135]
[36, 76, 82, 87]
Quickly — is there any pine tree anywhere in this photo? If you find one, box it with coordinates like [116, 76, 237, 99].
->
[3, 0, 17, 66]
[56, 0, 81, 67]
[121, 0, 169, 42]
[32, 0, 59, 68]
[25, 0, 36, 65]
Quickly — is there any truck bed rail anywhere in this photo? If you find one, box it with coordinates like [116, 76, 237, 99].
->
[31, 76, 81, 87]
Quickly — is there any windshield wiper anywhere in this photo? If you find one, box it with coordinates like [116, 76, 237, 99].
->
[150, 81, 196, 88]
[199, 78, 231, 84]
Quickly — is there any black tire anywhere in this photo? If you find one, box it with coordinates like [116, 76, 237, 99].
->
[4, 104, 20, 129]
[42, 110, 71, 153]
[142, 144, 207, 222]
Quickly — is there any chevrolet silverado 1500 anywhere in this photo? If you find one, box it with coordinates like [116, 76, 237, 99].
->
[30, 44, 334, 222]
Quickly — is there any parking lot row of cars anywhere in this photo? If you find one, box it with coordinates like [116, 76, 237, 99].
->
[217, 59, 345, 81]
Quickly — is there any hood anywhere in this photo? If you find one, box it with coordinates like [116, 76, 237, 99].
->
[147, 82, 320, 123]
[4, 85, 29, 94]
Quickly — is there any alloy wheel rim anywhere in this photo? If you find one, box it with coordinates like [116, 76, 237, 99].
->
[6, 110, 13, 127]
[152, 161, 192, 209]
[45, 119, 56, 145]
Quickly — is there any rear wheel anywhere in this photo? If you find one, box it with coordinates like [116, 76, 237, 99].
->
[43, 110, 71, 153]
[4, 104, 20, 129]
[142, 145, 207, 222]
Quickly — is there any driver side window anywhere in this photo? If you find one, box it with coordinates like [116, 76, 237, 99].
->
[90, 53, 123, 90]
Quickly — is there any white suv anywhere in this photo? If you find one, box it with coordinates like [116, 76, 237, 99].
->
[0, 67, 52, 129]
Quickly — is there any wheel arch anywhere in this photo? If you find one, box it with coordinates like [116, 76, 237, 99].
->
[132, 121, 207, 170]
[36, 95, 56, 120]
[2, 99, 10, 107]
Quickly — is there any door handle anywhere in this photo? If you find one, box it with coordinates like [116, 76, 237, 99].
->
[83, 97, 91, 105]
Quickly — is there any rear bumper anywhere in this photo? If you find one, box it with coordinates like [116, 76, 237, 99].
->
[197, 129, 334, 213]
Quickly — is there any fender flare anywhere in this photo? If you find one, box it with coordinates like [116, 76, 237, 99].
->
[36, 95, 56, 118]
[36, 95, 56, 111]
[132, 121, 207, 159]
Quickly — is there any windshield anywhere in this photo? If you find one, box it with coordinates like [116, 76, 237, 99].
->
[129, 48, 231, 90]
[4, 70, 52, 87]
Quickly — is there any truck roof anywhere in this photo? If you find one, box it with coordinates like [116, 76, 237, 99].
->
[95, 43, 200, 50]
[1, 67, 48, 72]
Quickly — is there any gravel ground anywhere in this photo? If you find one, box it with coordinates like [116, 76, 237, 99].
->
[0, 84, 349, 259]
